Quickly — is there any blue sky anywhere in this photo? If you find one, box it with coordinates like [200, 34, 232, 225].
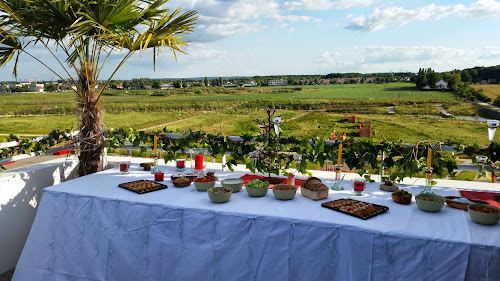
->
[2, 0, 500, 81]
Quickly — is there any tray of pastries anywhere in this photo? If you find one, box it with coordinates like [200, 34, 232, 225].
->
[118, 180, 168, 194]
[321, 198, 389, 220]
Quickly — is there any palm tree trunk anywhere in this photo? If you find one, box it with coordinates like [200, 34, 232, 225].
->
[77, 66, 104, 176]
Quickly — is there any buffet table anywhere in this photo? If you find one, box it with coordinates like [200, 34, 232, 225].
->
[13, 165, 500, 281]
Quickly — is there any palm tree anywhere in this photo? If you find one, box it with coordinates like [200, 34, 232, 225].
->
[0, 0, 197, 176]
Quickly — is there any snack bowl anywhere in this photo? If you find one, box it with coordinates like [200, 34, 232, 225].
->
[272, 184, 297, 200]
[207, 187, 233, 203]
[221, 178, 244, 193]
[468, 203, 500, 225]
[415, 194, 445, 212]
[171, 173, 197, 181]
[193, 177, 216, 191]
[391, 190, 412, 205]
[172, 177, 192, 188]
[140, 162, 154, 171]
[245, 180, 270, 197]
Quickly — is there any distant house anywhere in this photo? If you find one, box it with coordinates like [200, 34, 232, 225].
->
[242, 81, 257, 87]
[435, 79, 448, 89]
[160, 84, 175, 90]
[222, 83, 239, 88]
[488, 78, 497, 84]
[423, 85, 431, 90]
[268, 79, 287, 86]
[481, 80, 488, 84]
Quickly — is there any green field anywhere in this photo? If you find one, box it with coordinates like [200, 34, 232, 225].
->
[471, 84, 500, 102]
[0, 82, 492, 145]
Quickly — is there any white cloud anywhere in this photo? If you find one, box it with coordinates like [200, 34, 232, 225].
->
[316, 46, 500, 73]
[346, 0, 500, 32]
[460, 0, 500, 18]
[283, 0, 376, 10]
[164, 0, 323, 42]
[166, 0, 281, 42]
[288, 28, 295, 32]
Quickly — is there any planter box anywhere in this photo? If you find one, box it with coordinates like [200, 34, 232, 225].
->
[359, 127, 371, 138]
[301, 188, 329, 200]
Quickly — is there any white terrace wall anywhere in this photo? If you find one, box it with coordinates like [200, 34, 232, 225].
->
[0, 159, 79, 274]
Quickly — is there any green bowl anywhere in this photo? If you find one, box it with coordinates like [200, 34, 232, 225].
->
[468, 203, 500, 225]
[415, 194, 445, 212]
[193, 180, 216, 191]
[246, 186, 269, 197]
[221, 178, 244, 193]
[207, 187, 233, 203]
[272, 184, 297, 200]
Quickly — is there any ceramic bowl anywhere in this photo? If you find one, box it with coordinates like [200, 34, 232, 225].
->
[193, 180, 216, 191]
[246, 186, 269, 197]
[221, 178, 244, 193]
[415, 194, 445, 212]
[207, 187, 233, 203]
[468, 203, 500, 225]
[272, 184, 297, 200]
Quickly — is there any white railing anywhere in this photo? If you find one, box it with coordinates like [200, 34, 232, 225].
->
[0, 131, 486, 174]
[0, 131, 79, 164]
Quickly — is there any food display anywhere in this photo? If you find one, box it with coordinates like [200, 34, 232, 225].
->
[468, 203, 500, 225]
[194, 176, 215, 182]
[445, 196, 477, 210]
[211, 188, 231, 194]
[193, 176, 216, 191]
[171, 173, 197, 181]
[272, 184, 298, 200]
[221, 178, 244, 192]
[380, 179, 398, 192]
[470, 205, 500, 214]
[118, 180, 168, 194]
[246, 179, 270, 188]
[300, 177, 329, 200]
[392, 189, 412, 205]
[140, 162, 154, 171]
[321, 199, 389, 220]
[415, 194, 445, 212]
[245, 179, 270, 197]
[172, 176, 192, 187]
[207, 187, 233, 203]
[274, 185, 296, 191]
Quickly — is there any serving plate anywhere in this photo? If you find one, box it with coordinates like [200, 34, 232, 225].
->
[321, 198, 389, 220]
[118, 180, 168, 194]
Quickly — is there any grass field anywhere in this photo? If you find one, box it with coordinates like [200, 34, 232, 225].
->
[471, 84, 500, 102]
[0, 82, 492, 145]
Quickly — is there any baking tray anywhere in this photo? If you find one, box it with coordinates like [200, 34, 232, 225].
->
[321, 198, 389, 220]
[118, 180, 168, 194]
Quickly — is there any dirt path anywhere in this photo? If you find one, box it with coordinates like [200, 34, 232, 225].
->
[282, 111, 309, 123]
[138, 114, 209, 131]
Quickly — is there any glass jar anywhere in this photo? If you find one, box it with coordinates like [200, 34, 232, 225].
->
[176, 158, 186, 171]
[190, 148, 208, 176]
[352, 178, 366, 196]
[119, 161, 130, 175]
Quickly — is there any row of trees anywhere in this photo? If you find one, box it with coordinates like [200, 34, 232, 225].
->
[415, 68, 490, 102]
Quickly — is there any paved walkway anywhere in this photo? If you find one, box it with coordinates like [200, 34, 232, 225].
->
[435, 104, 452, 117]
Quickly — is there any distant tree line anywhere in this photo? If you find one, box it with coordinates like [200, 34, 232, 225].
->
[415, 67, 490, 102]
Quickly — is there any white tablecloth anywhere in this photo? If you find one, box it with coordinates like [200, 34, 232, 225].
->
[13, 165, 500, 281]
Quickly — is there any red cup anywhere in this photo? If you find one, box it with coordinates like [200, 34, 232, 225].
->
[176, 159, 185, 169]
[354, 181, 365, 192]
[155, 172, 164, 181]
